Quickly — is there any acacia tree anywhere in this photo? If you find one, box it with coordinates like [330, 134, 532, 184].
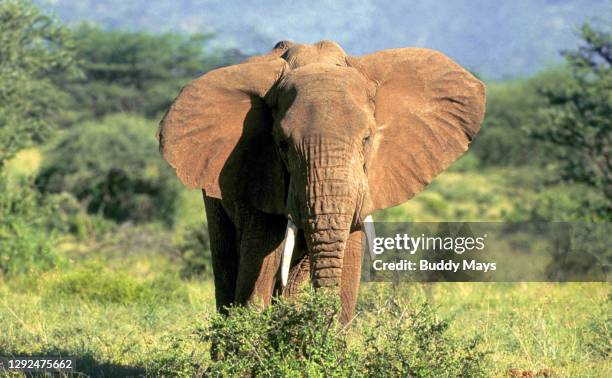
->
[529, 21, 611, 213]
[65, 25, 241, 120]
[0, 0, 77, 168]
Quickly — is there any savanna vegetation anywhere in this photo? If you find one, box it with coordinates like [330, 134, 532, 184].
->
[0, 1, 610, 376]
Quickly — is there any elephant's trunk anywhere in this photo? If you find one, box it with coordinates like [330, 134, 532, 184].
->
[298, 137, 359, 288]
[305, 210, 353, 288]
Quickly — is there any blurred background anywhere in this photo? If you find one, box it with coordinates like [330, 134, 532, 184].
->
[0, 0, 610, 376]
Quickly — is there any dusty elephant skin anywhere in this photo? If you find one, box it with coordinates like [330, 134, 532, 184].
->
[157, 40, 486, 323]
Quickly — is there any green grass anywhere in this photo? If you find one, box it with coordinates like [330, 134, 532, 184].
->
[0, 275, 214, 376]
[1, 149, 610, 376]
[411, 282, 610, 377]
[0, 271, 609, 376]
[43, 267, 189, 305]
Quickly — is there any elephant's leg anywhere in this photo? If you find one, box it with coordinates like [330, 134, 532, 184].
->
[233, 207, 285, 306]
[204, 195, 239, 314]
[339, 229, 365, 323]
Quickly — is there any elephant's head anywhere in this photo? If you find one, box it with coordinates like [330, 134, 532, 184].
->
[158, 40, 485, 289]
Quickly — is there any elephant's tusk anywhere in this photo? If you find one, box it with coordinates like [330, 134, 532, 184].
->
[363, 215, 377, 261]
[280, 219, 298, 287]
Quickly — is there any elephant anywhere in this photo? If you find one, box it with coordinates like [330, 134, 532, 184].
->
[157, 40, 485, 323]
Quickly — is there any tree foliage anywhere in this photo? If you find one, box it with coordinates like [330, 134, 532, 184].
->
[0, 0, 77, 274]
[63, 25, 238, 120]
[36, 114, 180, 224]
[528, 21, 611, 210]
[470, 71, 558, 167]
[0, 0, 77, 167]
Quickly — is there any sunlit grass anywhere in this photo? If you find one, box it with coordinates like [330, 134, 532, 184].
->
[1, 272, 609, 376]
[1, 150, 609, 376]
[426, 282, 610, 376]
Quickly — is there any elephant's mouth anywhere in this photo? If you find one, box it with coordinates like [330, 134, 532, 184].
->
[278, 214, 376, 287]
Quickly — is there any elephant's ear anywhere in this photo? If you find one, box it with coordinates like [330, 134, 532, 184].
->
[158, 43, 292, 213]
[347, 48, 485, 211]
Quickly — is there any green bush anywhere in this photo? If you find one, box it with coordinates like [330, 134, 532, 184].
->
[526, 22, 611, 207]
[449, 152, 481, 172]
[505, 184, 610, 222]
[44, 191, 114, 239]
[0, 175, 65, 276]
[205, 291, 361, 376]
[172, 190, 211, 279]
[544, 223, 611, 281]
[36, 114, 180, 224]
[46, 266, 189, 305]
[203, 290, 488, 377]
[361, 302, 487, 377]
[469, 75, 550, 168]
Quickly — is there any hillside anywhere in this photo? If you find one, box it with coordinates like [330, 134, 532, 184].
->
[37, 0, 608, 79]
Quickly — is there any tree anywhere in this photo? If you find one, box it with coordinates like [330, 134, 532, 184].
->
[0, 0, 76, 273]
[0, 0, 77, 167]
[64, 25, 240, 120]
[528, 21, 611, 213]
[470, 71, 561, 167]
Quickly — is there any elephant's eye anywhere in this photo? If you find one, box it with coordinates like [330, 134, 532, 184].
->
[362, 129, 371, 146]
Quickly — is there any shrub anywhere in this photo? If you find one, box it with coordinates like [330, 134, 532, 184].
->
[361, 302, 488, 377]
[36, 114, 180, 224]
[173, 190, 211, 279]
[544, 223, 611, 281]
[504, 185, 610, 222]
[449, 152, 481, 172]
[203, 290, 488, 377]
[144, 331, 211, 377]
[46, 266, 189, 305]
[44, 191, 114, 239]
[205, 291, 361, 376]
[0, 175, 65, 276]
[469, 73, 554, 168]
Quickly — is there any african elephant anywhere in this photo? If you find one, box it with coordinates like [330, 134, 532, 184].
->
[157, 40, 485, 322]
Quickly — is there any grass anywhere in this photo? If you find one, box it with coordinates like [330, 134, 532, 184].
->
[0, 276, 214, 376]
[417, 282, 610, 376]
[1, 149, 610, 376]
[1, 272, 609, 376]
[43, 267, 189, 305]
